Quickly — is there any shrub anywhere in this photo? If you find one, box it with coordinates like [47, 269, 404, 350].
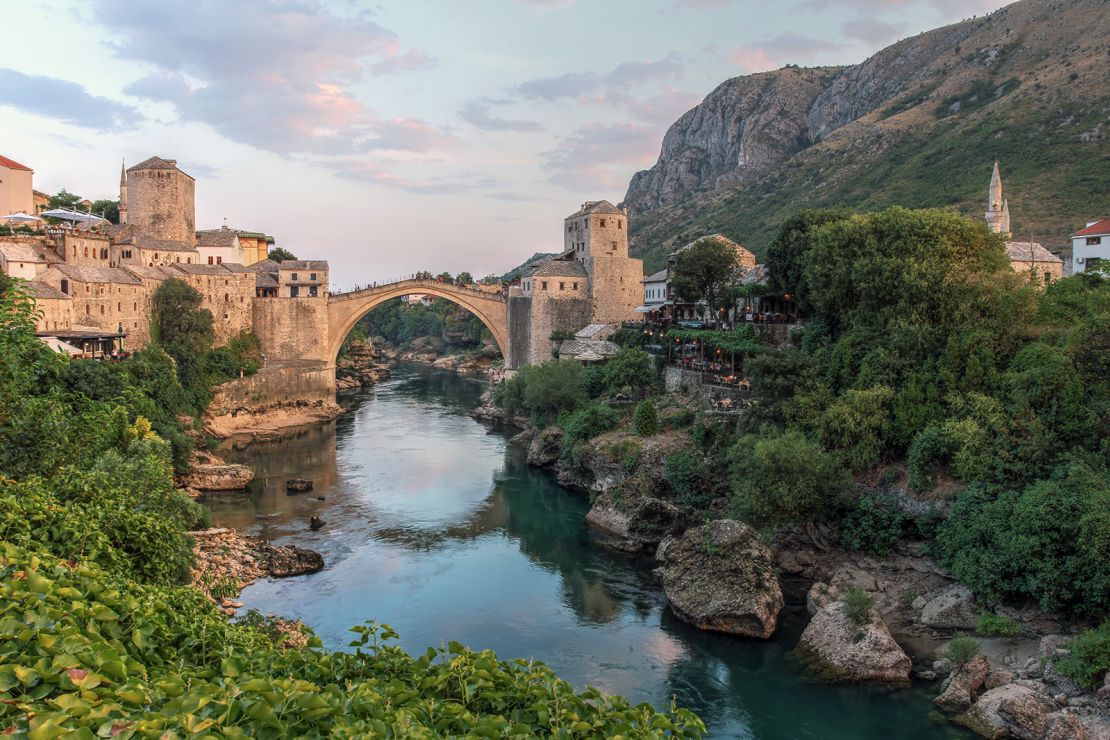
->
[907, 424, 954, 492]
[560, 402, 621, 443]
[661, 405, 696, 430]
[603, 348, 656, 396]
[975, 612, 1021, 637]
[728, 431, 851, 529]
[634, 399, 660, 436]
[838, 493, 907, 555]
[1055, 621, 1110, 689]
[946, 634, 982, 666]
[816, 385, 894, 471]
[934, 460, 1110, 617]
[842, 588, 874, 626]
[664, 449, 717, 509]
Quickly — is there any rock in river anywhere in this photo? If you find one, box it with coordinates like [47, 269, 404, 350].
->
[586, 476, 690, 553]
[660, 519, 782, 638]
[259, 544, 325, 577]
[183, 461, 254, 491]
[796, 602, 912, 683]
[286, 478, 313, 493]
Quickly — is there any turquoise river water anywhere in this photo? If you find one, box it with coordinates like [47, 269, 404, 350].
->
[210, 364, 969, 739]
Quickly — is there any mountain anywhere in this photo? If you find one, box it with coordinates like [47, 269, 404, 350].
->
[623, 0, 1110, 272]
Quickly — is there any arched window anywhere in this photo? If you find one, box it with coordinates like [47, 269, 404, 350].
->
[83, 246, 88, 257]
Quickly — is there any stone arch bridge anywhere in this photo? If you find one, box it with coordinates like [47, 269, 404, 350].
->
[327, 279, 509, 364]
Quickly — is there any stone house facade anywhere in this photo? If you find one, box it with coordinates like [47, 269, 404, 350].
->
[37, 264, 152, 346]
[27, 280, 73, 333]
[0, 155, 34, 218]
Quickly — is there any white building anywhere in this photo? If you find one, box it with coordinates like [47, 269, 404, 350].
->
[639, 268, 669, 317]
[195, 228, 246, 266]
[1071, 219, 1110, 274]
[0, 242, 60, 279]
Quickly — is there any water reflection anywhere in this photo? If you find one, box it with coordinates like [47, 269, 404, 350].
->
[210, 365, 967, 739]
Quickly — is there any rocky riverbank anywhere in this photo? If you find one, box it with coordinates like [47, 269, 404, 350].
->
[336, 339, 392, 391]
[511, 416, 1110, 739]
[376, 335, 501, 377]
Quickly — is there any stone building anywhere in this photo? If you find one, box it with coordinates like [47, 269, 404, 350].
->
[26, 280, 72, 333]
[195, 228, 246, 266]
[985, 161, 1011, 237]
[166, 263, 256, 344]
[982, 163, 1063, 285]
[122, 157, 196, 243]
[0, 241, 60, 279]
[564, 201, 643, 323]
[37, 264, 151, 346]
[0, 155, 34, 218]
[253, 260, 331, 364]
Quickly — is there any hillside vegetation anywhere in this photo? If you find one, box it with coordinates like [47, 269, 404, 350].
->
[626, 0, 1109, 271]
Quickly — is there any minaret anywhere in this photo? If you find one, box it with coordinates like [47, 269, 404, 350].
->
[119, 159, 128, 225]
[985, 161, 1010, 237]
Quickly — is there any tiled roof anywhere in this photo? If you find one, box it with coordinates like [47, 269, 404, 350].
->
[558, 339, 621, 358]
[566, 200, 623, 218]
[279, 260, 328, 270]
[1005, 241, 1063, 264]
[0, 242, 60, 263]
[167, 263, 243, 276]
[0, 155, 32, 172]
[195, 229, 240, 248]
[1074, 219, 1110, 237]
[221, 263, 253, 273]
[128, 156, 182, 172]
[641, 268, 668, 283]
[255, 272, 279, 288]
[104, 224, 140, 242]
[530, 258, 588, 277]
[51, 264, 141, 285]
[26, 281, 70, 300]
[123, 265, 173, 281]
[135, 234, 199, 254]
[246, 259, 279, 272]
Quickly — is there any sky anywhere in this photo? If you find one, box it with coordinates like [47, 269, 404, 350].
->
[1, 0, 1008, 287]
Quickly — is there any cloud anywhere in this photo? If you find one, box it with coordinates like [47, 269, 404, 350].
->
[334, 160, 505, 194]
[840, 17, 909, 45]
[89, 0, 442, 156]
[542, 122, 661, 190]
[515, 54, 684, 102]
[0, 67, 140, 131]
[459, 99, 544, 132]
[729, 32, 841, 72]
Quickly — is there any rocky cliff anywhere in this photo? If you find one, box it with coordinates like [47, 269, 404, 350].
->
[624, 0, 1110, 271]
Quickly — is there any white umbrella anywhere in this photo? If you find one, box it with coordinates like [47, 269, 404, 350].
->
[39, 208, 107, 224]
[3, 212, 44, 223]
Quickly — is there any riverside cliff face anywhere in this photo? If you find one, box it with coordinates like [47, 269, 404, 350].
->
[623, 0, 1110, 268]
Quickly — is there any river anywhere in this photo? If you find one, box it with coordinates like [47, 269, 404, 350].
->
[209, 364, 967, 739]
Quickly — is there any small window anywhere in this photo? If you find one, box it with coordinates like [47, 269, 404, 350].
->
[618, 220, 622, 229]
[600, 218, 606, 227]
[216, 256, 222, 264]
[572, 282, 578, 290]
[60, 279, 69, 294]
[224, 293, 230, 302]
[290, 286, 300, 297]
[100, 305, 104, 315]
[117, 302, 121, 311]
[559, 281, 565, 291]
[309, 285, 318, 297]
[1087, 237, 1101, 246]
[541, 281, 548, 290]
[1044, 272, 1051, 285]
[291, 273, 298, 281]
[208, 256, 214, 265]
[175, 256, 180, 263]
[187, 257, 192, 264]
[310, 272, 317, 281]
[83, 247, 88, 257]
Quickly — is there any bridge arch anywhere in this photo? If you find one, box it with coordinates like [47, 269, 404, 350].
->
[326, 279, 509, 365]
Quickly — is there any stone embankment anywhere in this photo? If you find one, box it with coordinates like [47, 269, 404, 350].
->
[378, 335, 501, 377]
[506, 407, 1110, 738]
[179, 450, 254, 493]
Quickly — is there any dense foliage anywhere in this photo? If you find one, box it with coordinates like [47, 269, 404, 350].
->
[358, 296, 492, 354]
[669, 236, 742, 324]
[0, 280, 705, 736]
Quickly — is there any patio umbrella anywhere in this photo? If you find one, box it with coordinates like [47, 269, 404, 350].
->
[39, 208, 107, 224]
[3, 212, 44, 224]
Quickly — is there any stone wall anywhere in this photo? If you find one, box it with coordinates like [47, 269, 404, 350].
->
[172, 269, 256, 345]
[507, 294, 532, 369]
[664, 366, 749, 407]
[62, 233, 113, 268]
[527, 294, 591, 365]
[34, 295, 72, 333]
[127, 168, 195, 243]
[37, 266, 152, 347]
[254, 296, 331, 364]
[585, 252, 644, 323]
[208, 361, 336, 415]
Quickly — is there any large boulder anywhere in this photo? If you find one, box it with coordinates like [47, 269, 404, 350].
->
[183, 462, 254, 491]
[935, 655, 990, 712]
[919, 583, 978, 630]
[956, 682, 1054, 739]
[660, 519, 782, 638]
[260, 544, 325, 578]
[527, 426, 564, 467]
[585, 476, 690, 553]
[796, 602, 912, 683]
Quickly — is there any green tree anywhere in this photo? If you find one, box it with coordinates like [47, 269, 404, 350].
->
[765, 208, 851, 316]
[46, 188, 82, 210]
[455, 272, 473, 286]
[603, 348, 656, 396]
[634, 399, 660, 436]
[90, 198, 120, 224]
[267, 247, 297, 262]
[728, 430, 851, 528]
[152, 279, 213, 356]
[670, 236, 742, 327]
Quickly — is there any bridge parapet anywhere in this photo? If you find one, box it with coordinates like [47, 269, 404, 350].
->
[329, 278, 506, 304]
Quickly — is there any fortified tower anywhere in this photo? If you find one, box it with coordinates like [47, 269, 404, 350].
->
[563, 200, 643, 323]
[125, 156, 195, 243]
[985, 161, 1011, 238]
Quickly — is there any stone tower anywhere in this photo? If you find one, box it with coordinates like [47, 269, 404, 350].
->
[563, 200, 643, 323]
[125, 156, 195, 243]
[985, 161, 1011, 237]
[118, 159, 128, 225]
